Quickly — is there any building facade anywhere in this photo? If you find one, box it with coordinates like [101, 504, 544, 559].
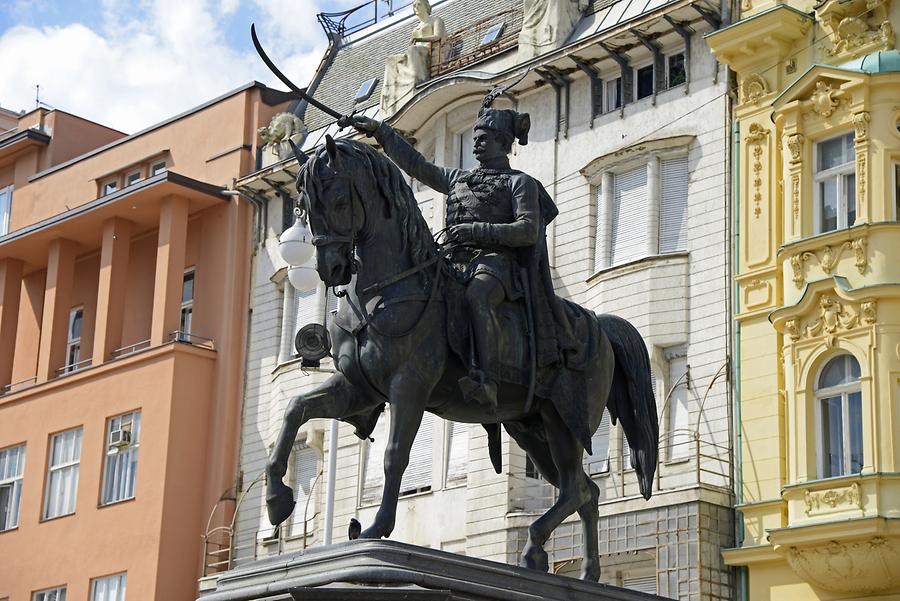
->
[708, 0, 900, 599]
[222, 1, 738, 600]
[0, 84, 291, 601]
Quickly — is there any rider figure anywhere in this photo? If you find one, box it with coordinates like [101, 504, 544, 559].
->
[353, 98, 570, 410]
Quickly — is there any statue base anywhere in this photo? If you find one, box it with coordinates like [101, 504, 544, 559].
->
[198, 539, 666, 601]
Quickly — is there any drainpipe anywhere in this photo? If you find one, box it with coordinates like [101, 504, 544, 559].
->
[294, 32, 342, 121]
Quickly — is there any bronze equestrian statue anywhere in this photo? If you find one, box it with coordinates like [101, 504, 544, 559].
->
[251, 27, 658, 582]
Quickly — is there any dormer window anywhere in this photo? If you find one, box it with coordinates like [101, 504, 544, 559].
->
[480, 22, 504, 46]
[355, 79, 377, 103]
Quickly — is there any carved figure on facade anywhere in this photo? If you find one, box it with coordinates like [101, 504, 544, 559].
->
[819, 0, 895, 58]
[785, 133, 804, 163]
[804, 482, 862, 513]
[852, 111, 870, 140]
[786, 294, 876, 345]
[258, 112, 308, 167]
[785, 537, 900, 593]
[741, 74, 768, 104]
[789, 235, 868, 288]
[380, 0, 445, 116]
[518, 0, 587, 61]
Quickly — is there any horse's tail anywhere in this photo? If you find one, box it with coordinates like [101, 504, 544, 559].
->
[595, 314, 658, 500]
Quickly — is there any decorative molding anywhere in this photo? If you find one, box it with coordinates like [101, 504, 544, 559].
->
[743, 278, 771, 309]
[791, 174, 801, 221]
[811, 81, 840, 117]
[784, 537, 900, 593]
[803, 482, 862, 514]
[789, 235, 868, 288]
[746, 124, 769, 219]
[745, 123, 769, 144]
[857, 154, 867, 209]
[819, 0, 895, 59]
[741, 74, 768, 104]
[786, 295, 876, 346]
[852, 111, 870, 141]
[785, 133, 804, 163]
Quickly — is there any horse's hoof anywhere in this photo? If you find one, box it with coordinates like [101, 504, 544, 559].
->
[358, 526, 384, 539]
[266, 481, 295, 526]
[521, 544, 550, 573]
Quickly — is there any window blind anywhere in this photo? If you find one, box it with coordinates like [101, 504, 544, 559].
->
[361, 411, 390, 504]
[291, 445, 319, 536]
[294, 287, 319, 335]
[659, 156, 689, 253]
[445, 420, 469, 484]
[624, 575, 657, 594]
[610, 166, 648, 265]
[584, 411, 610, 475]
[593, 185, 604, 271]
[400, 412, 434, 494]
[667, 356, 690, 459]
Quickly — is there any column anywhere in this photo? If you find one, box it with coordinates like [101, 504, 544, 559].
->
[0, 258, 23, 388]
[278, 281, 296, 363]
[36, 238, 77, 381]
[646, 155, 660, 257]
[92, 218, 132, 363]
[597, 171, 614, 269]
[150, 196, 189, 346]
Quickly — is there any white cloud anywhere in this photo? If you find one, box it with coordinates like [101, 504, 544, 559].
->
[0, 0, 327, 132]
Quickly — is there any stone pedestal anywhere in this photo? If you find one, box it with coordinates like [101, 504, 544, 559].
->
[199, 540, 667, 601]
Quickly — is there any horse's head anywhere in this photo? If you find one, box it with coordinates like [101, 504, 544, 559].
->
[296, 135, 369, 287]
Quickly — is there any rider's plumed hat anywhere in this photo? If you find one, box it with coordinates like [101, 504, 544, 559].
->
[474, 78, 531, 146]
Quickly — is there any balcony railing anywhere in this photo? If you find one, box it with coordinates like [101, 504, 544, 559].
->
[430, 10, 522, 77]
[56, 357, 92, 376]
[0, 376, 37, 396]
[170, 331, 215, 350]
[111, 339, 152, 359]
[317, 0, 414, 37]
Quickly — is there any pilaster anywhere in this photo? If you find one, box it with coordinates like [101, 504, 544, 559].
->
[0, 258, 23, 387]
[151, 195, 189, 346]
[36, 238, 77, 381]
[93, 218, 132, 363]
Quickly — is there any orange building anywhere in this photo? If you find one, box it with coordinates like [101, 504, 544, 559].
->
[0, 84, 291, 601]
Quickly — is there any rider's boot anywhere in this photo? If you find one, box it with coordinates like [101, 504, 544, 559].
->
[459, 370, 498, 410]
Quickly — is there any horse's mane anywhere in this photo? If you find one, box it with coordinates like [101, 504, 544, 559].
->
[299, 139, 438, 270]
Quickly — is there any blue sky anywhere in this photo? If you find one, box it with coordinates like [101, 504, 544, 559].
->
[0, 0, 358, 132]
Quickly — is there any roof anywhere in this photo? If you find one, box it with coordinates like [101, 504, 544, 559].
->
[29, 82, 293, 182]
[303, 0, 521, 131]
[840, 50, 900, 73]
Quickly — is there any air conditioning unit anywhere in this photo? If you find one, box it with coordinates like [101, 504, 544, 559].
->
[109, 427, 132, 448]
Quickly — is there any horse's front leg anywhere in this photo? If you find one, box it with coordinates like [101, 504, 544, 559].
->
[359, 376, 428, 539]
[266, 372, 369, 526]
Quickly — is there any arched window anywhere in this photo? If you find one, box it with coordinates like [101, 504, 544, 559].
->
[816, 354, 863, 478]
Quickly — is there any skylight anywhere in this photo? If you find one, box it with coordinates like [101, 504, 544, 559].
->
[480, 22, 505, 46]
[355, 78, 378, 102]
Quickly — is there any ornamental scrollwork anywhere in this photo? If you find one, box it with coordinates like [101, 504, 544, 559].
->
[804, 482, 862, 513]
[785, 133, 804, 163]
[852, 111, 870, 140]
[786, 295, 877, 346]
[746, 124, 769, 219]
[821, 0, 895, 59]
[811, 81, 840, 117]
[741, 74, 768, 104]
[789, 235, 868, 288]
[784, 537, 900, 594]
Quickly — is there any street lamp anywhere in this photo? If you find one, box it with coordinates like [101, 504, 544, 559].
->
[279, 210, 318, 292]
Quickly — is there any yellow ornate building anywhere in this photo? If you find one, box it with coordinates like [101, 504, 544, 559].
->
[708, 0, 900, 599]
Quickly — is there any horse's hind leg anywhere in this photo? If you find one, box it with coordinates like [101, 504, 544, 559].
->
[266, 372, 371, 526]
[519, 403, 593, 575]
[506, 421, 601, 581]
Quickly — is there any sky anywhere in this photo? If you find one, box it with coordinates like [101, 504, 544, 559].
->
[0, 0, 360, 133]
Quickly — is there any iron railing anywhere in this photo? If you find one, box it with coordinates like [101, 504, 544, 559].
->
[170, 331, 215, 349]
[430, 10, 522, 77]
[56, 357, 92, 376]
[111, 339, 151, 359]
[317, 0, 414, 37]
[0, 375, 37, 396]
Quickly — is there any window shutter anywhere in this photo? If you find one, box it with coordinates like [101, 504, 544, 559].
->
[361, 411, 389, 504]
[610, 166, 648, 265]
[667, 355, 690, 458]
[291, 445, 319, 536]
[294, 287, 319, 334]
[445, 420, 469, 484]
[400, 412, 434, 494]
[624, 575, 657, 594]
[659, 156, 689, 253]
[585, 411, 610, 474]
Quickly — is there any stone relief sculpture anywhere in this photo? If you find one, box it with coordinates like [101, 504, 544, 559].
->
[379, 0, 445, 116]
[518, 0, 588, 61]
[258, 112, 308, 167]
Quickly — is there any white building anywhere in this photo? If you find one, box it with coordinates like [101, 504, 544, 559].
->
[217, 0, 736, 598]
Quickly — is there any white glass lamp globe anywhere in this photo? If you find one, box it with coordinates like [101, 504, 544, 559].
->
[279, 216, 315, 266]
[288, 265, 319, 292]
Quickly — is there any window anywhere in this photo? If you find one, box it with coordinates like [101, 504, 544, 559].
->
[150, 161, 166, 176]
[33, 588, 66, 601]
[355, 78, 377, 103]
[65, 307, 83, 373]
[101, 180, 118, 196]
[445, 420, 468, 485]
[667, 52, 686, 88]
[816, 354, 863, 478]
[605, 77, 622, 113]
[44, 428, 82, 519]
[0, 185, 12, 236]
[584, 411, 611, 475]
[125, 171, 141, 187]
[90, 573, 126, 601]
[290, 444, 319, 537]
[665, 352, 690, 459]
[636, 64, 654, 100]
[610, 165, 649, 265]
[815, 133, 856, 233]
[360, 408, 434, 504]
[659, 156, 688, 253]
[458, 129, 477, 171]
[480, 22, 504, 46]
[101, 411, 141, 504]
[0, 444, 25, 531]
[180, 269, 194, 335]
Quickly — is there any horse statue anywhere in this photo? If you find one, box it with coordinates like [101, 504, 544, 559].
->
[264, 135, 658, 581]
